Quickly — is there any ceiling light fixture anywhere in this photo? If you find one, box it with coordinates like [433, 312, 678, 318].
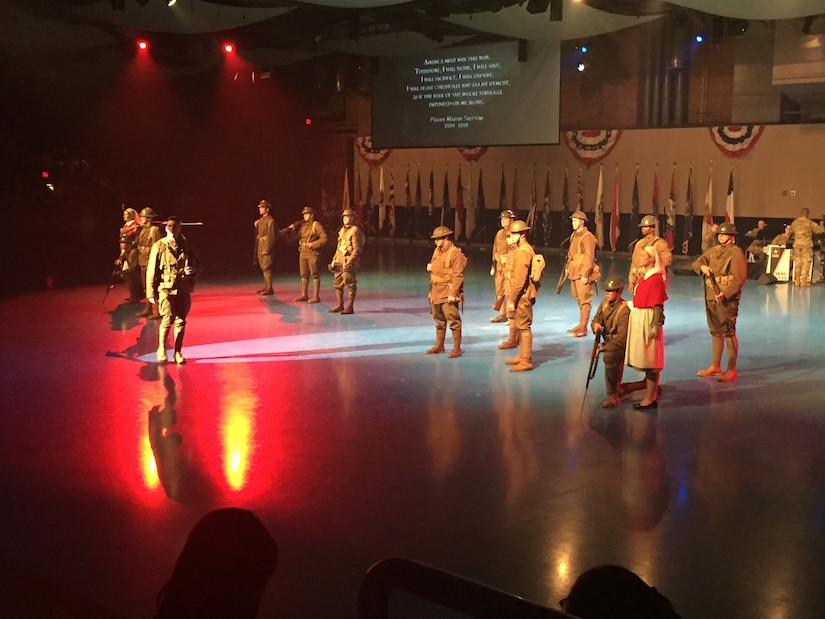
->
[167, 0, 177, 6]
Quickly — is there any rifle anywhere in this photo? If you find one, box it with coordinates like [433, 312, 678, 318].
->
[580, 331, 603, 413]
[705, 269, 723, 301]
[555, 237, 571, 294]
[102, 266, 122, 305]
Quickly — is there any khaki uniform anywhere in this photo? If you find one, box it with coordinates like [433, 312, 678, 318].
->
[567, 227, 597, 333]
[429, 244, 466, 333]
[790, 216, 824, 285]
[117, 220, 141, 302]
[284, 218, 328, 301]
[147, 234, 200, 362]
[254, 213, 278, 292]
[591, 296, 630, 401]
[692, 242, 747, 377]
[629, 235, 672, 292]
[136, 223, 162, 317]
[491, 227, 509, 308]
[508, 242, 537, 332]
[330, 224, 366, 311]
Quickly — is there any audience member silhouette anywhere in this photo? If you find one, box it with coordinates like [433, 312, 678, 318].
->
[561, 564, 681, 619]
[155, 508, 278, 619]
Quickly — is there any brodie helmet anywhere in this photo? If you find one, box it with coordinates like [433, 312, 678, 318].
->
[639, 215, 656, 228]
[301, 206, 316, 215]
[258, 200, 271, 210]
[604, 277, 625, 291]
[508, 220, 530, 234]
[341, 209, 355, 217]
[430, 225, 454, 239]
[716, 222, 738, 235]
[139, 207, 158, 219]
[500, 209, 515, 219]
[570, 210, 588, 222]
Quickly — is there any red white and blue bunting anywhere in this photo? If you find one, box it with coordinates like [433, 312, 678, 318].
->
[563, 130, 623, 167]
[456, 146, 488, 162]
[356, 136, 391, 167]
[708, 125, 765, 158]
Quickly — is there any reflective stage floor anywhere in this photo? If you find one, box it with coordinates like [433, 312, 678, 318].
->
[1, 244, 824, 618]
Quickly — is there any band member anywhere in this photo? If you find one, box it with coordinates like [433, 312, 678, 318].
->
[591, 277, 630, 408]
[284, 206, 328, 303]
[692, 221, 747, 382]
[147, 216, 201, 364]
[328, 209, 366, 315]
[504, 220, 538, 372]
[136, 207, 163, 319]
[254, 200, 278, 296]
[566, 210, 599, 338]
[490, 209, 515, 323]
[628, 215, 672, 293]
[425, 226, 467, 358]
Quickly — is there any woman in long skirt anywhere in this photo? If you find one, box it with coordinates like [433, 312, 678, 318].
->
[625, 246, 667, 409]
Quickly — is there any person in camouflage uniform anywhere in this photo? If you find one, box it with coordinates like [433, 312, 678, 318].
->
[692, 222, 747, 383]
[628, 215, 672, 293]
[328, 209, 366, 315]
[789, 207, 824, 286]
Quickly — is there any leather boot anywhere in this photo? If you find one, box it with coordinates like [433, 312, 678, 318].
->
[498, 324, 519, 349]
[506, 329, 527, 365]
[341, 287, 356, 314]
[294, 279, 309, 302]
[308, 279, 321, 303]
[157, 321, 170, 363]
[572, 305, 590, 337]
[259, 272, 273, 295]
[425, 329, 446, 354]
[510, 331, 533, 372]
[698, 336, 724, 376]
[717, 336, 739, 381]
[448, 328, 463, 358]
[173, 322, 186, 364]
[329, 289, 344, 313]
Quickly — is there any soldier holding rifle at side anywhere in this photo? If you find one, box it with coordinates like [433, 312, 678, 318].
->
[565, 211, 599, 338]
[590, 277, 630, 408]
[328, 209, 365, 315]
[282, 206, 328, 303]
[692, 221, 747, 382]
[136, 207, 163, 319]
[425, 226, 467, 358]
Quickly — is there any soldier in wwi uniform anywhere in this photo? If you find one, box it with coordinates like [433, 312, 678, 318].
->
[628, 214, 672, 293]
[253, 199, 279, 296]
[136, 207, 163, 319]
[328, 209, 366, 315]
[489, 209, 515, 323]
[425, 226, 467, 358]
[566, 210, 599, 338]
[284, 206, 328, 303]
[789, 207, 825, 286]
[503, 220, 537, 373]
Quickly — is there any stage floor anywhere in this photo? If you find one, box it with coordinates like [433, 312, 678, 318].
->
[1, 244, 824, 618]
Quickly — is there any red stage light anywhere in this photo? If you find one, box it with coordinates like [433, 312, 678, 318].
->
[305, 118, 312, 126]
[137, 39, 149, 51]
[41, 171, 50, 179]
[223, 42, 235, 54]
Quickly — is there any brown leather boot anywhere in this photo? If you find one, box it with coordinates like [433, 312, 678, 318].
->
[341, 287, 356, 314]
[510, 332, 533, 372]
[308, 279, 321, 303]
[498, 325, 519, 350]
[328, 289, 344, 313]
[448, 329, 463, 358]
[425, 330, 446, 354]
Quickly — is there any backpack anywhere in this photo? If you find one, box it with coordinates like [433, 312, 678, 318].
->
[529, 253, 546, 286]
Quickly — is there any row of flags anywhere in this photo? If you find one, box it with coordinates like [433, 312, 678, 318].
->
[339, 163, 736, 253]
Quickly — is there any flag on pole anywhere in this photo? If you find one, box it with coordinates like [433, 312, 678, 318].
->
[355, 168, 363, 227]
[442, 167, 449, 227]
[666, 164, 676, 250]
[542, 165, 552, 247]
[455, 165, 465, 238]
[378, 166, 386, 236]
[701, 163, 714, 243]
[725, 167, 735, 223]
[388, 168, 396, 237]
[610, 165, 620, 252]
[511, 167, 519, 218]
[465, 165, 475, 241]
[595, 164, 604, 249]
[526, 165, 538, 232]
[413, 166, 422, 237]
[561, 168, 570, 223]
[682, 166, 694, 255]
[428, 168, 434, 217]
[498, 166, 507, 212]
[342, 168, 350, 213]
[630, 165, 640, 232]
[576, 166, 583, 214]
[651, 166, 659, 236]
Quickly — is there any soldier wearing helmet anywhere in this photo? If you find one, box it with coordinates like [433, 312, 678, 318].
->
[628, 214, 672, 293]
[490, 209, 516, 323]
[565, 210, 599, 337]
[115, 207, 142, 304]
[135, 206, 162, 319]
[590, 276, 630, 407]
[328, 209, 366, 314]
[283, 206, 328, 303]
[425, 226, 467, 358]
[692, 220, 747, 382]
[789, 207, 824, 286]
[254, 200, 279, 296]
[503, 220, 537, 372]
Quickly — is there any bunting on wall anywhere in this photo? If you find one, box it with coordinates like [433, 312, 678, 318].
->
[708, 125, 765, 158]
[457, 146, 488, 162]
[563, 130, 623, 167]
[356, 136, 392, 167]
